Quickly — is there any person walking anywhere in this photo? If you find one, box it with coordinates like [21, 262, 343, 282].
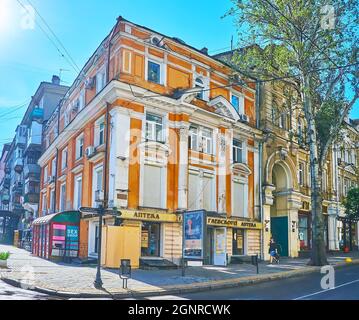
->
[268, 237, 278, 264]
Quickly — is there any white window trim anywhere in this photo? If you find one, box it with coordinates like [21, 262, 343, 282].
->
[193, 74, 210, 102]
[73, 174, 83, 210]
[61, 148, 68, 171]
[51, 158, 57, 177]
[43, 166, 48, 184]
[94, 116, 105, 147]
[122, 50, 132, 74]
[232, 176, 249, 218]
[76, 134, 84, 160]
[230, 91, 245, 115]
[59, 182, 66, 212]
[145, 54, 166, 86]
[92, 164, 104, 208]
[189, 124, 214, 155]
[96, 66, 107, 94]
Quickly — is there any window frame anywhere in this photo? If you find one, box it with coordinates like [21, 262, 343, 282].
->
[230, 92, 245, 115]
[145, 113, 164, 143]
[76, 134, 84, 160]
[147, 60, 162, 85]
[94, 116, 105, 147]
[233, 139, 244, 164]
[61, 148, 68, 171]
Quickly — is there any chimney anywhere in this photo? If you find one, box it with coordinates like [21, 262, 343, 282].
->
[52, 75, 61, 85]
[200, 47, 209, 55]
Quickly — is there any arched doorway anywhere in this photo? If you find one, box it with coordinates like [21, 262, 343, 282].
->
[270, 163, 291, 257]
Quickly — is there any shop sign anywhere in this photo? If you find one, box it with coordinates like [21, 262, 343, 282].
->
[207, 217, 262, 229]
[183, 210, 206, 260]
[120, 210, 180, 223]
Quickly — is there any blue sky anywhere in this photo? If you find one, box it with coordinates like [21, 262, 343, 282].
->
[0, 0, 358, 150]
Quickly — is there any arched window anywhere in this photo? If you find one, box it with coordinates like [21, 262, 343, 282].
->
[195, 77, 205, 100]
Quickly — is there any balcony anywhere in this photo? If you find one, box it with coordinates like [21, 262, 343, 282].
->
[26, 121, 42, 152]
[14, 158, 24, 173]
[1, 194, 10, 205]
[23, 193, 40, 205]
[24, 164, 41, 180]
[12, 182, 23, 195]
[15, 125, 27, 146]
[31, 108, 44, 121]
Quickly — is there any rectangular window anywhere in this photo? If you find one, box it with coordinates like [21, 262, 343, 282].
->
[203, 176, 215, 211]
[79, 89, 85, 111]
[96, 67, 106, 93]
[61, 148, 68, 170]
[123, 50, 132, 74]
[92, 166, 103, 208]
[231, 93, 244, 114]
[51, 158, 56, 177]
[233, 139, 243, 164]
[76, 135, 84, 160]
[146, 113, 164, 142]
[148, 61, 161, 84]
[299, 162, 305, 186]
[49, 189, 55, 213]
[189, 126, 198, 151]
[95, 118, 105, 147]
[143, 165, 164, 208]
[60, 183, 66, 212]
[188, 173, 200, 210]
[232, 180, 248, 218]
[201, 128, 213, 154]
[73, 175, 83, 210]
[43, 166, 48, 184]
[42, 193, 47, 214]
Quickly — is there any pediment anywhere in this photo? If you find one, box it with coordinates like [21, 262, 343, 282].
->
[344, 164, 357, 175]
[208, 96, 240, 121]
[231, 162, 252, 177]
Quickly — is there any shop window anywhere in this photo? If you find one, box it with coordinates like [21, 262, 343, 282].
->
[142, 164, 165, 208]
[233, 229, 245, 255]
[299, 216, 310, 250]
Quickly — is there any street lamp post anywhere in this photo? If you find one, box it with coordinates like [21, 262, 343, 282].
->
[94, 190, 105, 289]
[94, 204, 104, 289]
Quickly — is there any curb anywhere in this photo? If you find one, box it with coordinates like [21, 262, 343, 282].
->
[2, 259, 359, 299]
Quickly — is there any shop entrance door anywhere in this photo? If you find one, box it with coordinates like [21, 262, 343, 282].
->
[141, 223, 160, 257]
[213, 228, 227, 266]
[232, 229, 245, 255]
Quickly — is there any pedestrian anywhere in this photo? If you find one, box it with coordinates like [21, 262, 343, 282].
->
[268, 237, 278, 264]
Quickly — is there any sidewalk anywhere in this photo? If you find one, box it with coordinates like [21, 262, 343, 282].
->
[1, 245, 358, 299]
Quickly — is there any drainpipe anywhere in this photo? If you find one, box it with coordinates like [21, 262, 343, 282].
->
[53, 101, 62, 213]
[256, 80, 265, 260]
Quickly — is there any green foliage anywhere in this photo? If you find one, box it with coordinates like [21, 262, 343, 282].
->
[0, 252, 10, 261]
[344, 188, 359, 219]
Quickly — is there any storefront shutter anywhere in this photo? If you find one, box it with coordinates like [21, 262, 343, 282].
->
[188, 173, 199, 210]
[143, 165, 162, 208]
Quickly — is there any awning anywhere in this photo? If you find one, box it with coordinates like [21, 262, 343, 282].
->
[32, 211, 81, 226]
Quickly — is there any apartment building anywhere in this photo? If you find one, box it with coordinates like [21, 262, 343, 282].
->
[0, 76, 68, 246]
[36, 17, 262, 266]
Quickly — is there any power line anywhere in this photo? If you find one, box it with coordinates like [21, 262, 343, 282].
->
[16, 0, 80, 74]
[26, 0, 81, 73]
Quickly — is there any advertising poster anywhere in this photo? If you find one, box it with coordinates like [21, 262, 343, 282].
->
[183, 210, 205, 259]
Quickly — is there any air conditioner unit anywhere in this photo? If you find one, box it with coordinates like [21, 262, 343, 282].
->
[85, 77, 96, 89]
[239, 114, 250, 124]
[86, 146, 96, 159]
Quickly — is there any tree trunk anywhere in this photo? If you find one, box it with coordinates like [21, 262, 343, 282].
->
[302, 75, 328, 266]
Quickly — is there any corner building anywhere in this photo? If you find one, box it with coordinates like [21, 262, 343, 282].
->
[37, 17, 262, 267]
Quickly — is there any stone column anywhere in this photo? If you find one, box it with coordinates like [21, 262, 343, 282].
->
[287, 192, 302, 258]
[262, 185, 275, 261]
[178, 125, 189, 210]
[328, 204, 339, 251]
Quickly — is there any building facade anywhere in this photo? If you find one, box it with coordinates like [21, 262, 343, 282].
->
[0, 76, 68, 245]
[37, 17, 262, 266]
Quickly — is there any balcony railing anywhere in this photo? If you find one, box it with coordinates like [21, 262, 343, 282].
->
[24, 164, 41, 179]
[23, 193, 40, 204]
[14, 158, 24, 173]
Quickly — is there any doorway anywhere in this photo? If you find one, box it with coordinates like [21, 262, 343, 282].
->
[232, 229, 245, 255]
[141, 222, 161, 257]
[271, 217, 289, 256]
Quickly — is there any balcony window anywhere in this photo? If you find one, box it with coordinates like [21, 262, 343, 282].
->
[189, 125, 213, 155]
[146, 113, 164, 143]
[233, 139, 243, 164]
[147, 61, 161, 84]
[76, 135, 84, 160]
[95, 117, 105, 147]
[61, 148, 68, 170]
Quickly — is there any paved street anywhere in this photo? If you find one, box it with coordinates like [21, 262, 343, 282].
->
[135, 264, 359, 300]
[0, 279, 54, 300]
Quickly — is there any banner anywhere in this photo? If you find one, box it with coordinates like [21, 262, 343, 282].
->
[183, 210, 206, 260]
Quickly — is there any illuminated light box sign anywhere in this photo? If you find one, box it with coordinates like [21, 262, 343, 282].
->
[183, 210, 206, 260]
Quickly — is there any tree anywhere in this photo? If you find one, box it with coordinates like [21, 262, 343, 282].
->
[226, 0, 359, 265]
[344, 187, 359, 219]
